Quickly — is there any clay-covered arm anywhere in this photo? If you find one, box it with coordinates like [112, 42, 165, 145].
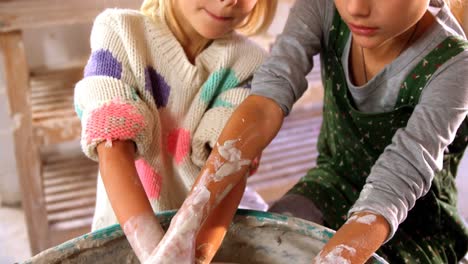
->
[97, 140, 164, 263]
[313, 212, 390, 264]
[195, 176, 247, 264]
[146, 95, 284, 263]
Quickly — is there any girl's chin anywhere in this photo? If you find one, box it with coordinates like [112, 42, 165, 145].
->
[199, 29, 233, 40]
[352, 37, 382, 50]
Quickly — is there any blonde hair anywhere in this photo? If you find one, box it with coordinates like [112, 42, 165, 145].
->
[140, 0, 277, 36]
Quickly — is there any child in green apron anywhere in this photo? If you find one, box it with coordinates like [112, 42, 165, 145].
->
[164, 0, 468, 263]
[265, 0, 468, 263]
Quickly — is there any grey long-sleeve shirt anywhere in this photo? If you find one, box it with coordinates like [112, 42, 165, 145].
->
[252, 0, 468, 239]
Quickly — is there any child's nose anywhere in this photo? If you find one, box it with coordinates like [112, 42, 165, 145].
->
[219, 0, 238, 7]
[346, 0, 371, 17]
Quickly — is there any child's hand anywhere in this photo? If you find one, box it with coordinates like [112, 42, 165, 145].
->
[123, 212, 165, 263]
[312, 212, 390, 264]
[144, 186, 210, 264]
[144, 211, 198, 263]
[144, 226, 197, 264]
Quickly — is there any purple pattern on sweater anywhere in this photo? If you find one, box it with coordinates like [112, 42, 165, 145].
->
[145, 66, 170, 108]
[84, 49, 122, 79]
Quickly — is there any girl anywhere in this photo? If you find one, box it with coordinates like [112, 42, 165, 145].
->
[74, 0, 276, 263]
[159, 0, 468, 263]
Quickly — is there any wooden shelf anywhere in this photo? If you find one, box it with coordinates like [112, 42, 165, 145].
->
[30, 67, 83, 146]
[42, 151, 98, 231]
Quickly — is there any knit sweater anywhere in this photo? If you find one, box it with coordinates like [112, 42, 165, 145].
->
[74, 9, 266, 229]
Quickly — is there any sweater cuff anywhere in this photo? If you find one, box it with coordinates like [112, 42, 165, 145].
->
[75, 75, 155, 161]
[191, 107, 235, 168]
[80, 99, 153, 161]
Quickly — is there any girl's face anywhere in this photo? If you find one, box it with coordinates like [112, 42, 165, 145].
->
[334, 0, 430, 49]
[173, 0, 258, 39]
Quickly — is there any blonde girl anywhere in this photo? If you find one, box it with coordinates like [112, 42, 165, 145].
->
[178, 0, 468, 263]
[74, 0, 276, 263]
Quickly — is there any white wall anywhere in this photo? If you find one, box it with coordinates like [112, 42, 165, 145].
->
[22, 24, 92, 70]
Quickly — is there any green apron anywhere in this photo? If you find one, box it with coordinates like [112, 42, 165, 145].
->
[289, 10, 468, 263]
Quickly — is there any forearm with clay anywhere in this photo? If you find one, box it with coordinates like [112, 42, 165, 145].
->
[145, 95, 285, 263]
[195, 177, 247, 264]
[97, 141, 165, 263]
[313, 211, 390, 264]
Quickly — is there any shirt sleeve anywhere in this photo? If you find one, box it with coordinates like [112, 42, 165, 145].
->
[74, 11, 155, 161]
[250, 0, 328, 115]
[349, 53, 468, 241]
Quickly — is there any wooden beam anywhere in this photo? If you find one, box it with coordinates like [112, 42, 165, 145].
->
[0, 0, 141, 32]
[0, 31, 49, 254]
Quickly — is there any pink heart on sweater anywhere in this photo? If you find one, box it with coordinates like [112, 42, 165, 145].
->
[135, 159, 162, 199]
[167, 128, 191, 165]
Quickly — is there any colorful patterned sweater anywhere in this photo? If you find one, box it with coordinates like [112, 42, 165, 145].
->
[74, 9, 266, 229]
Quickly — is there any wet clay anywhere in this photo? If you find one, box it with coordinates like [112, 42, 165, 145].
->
[214, 215, 325, 263]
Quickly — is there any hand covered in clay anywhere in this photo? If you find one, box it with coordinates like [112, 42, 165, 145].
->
[312, 212, 389, 264]
[123, 212, 165, 263]
[144, 186, 211, 264]
[144, 139, 253, 263]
